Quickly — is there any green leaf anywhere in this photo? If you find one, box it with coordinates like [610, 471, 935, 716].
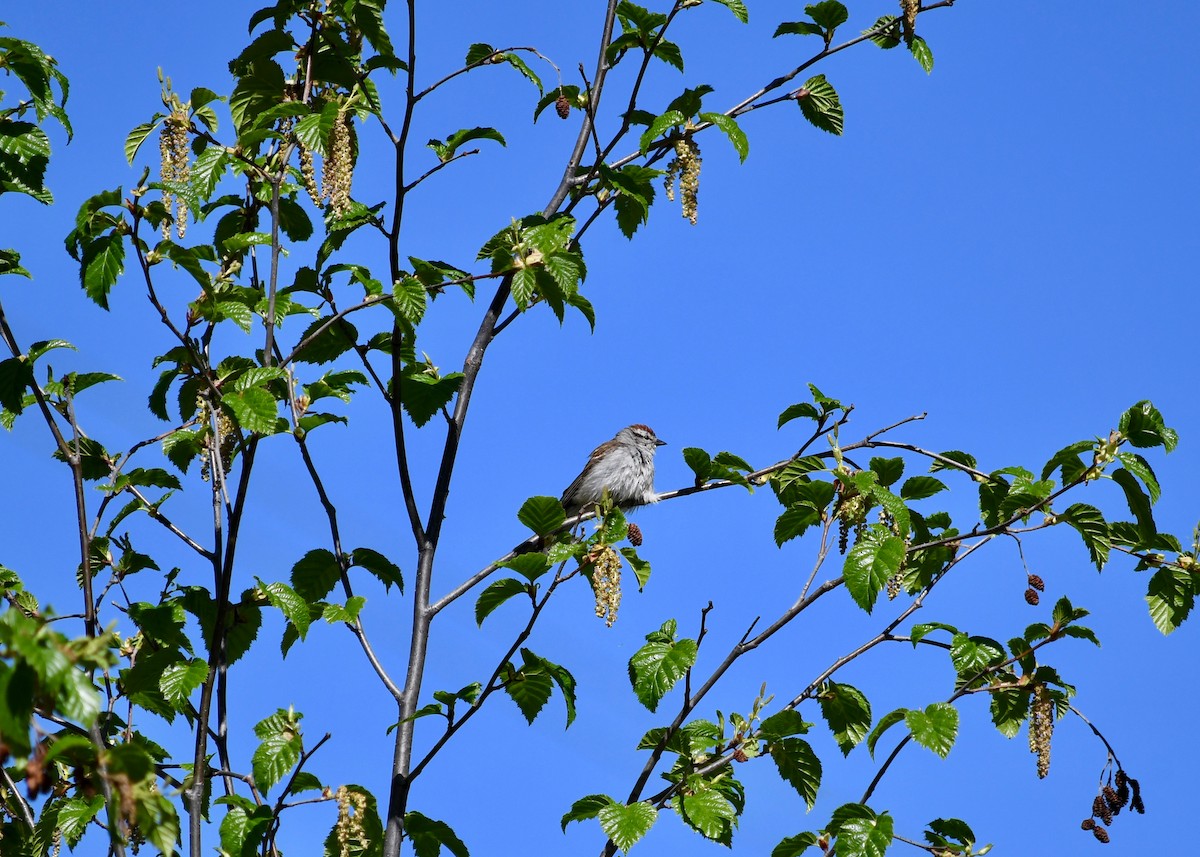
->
[405, 811, 470, 857]
[598, 801, 658, 853]
[0, 356, 34, 415]
[322, 596, 365, 624]
[899, 476, 945, 500]
[797, 74, 843, 136]
[638, 109, 686, 152]
[865, 15, 902, 48]
[769, 737, 822, 810]
[221, 386, 278, 435]
[628, 632, 697, 712]
[698, 112, 749, 162]
[1058, 503, 1111, 570]
[759, 709, 811, 741]
[843, 525, 905, 612]
[499, 552, 552, 582]
[293, 316, 358, 364]
[709, 0, 749, 22]
[949, 633, 1005, 682]
[1119, 400, 1177, 451]
[261, 581, 312, 639]
[503, 660, 554, 724]
[929, 450, 977, 474]
[1114, 451, 1161, 502]
[778, 402, 821, 428]
[393, 276, 428, 326]
[502, 52, 543, 95]
[818, 682, 872, 756]
[251, 727, 302, 795]
[562, 794, 616, 832]
[1146, 566, 1196, 634]
[833, 805, 893, 857]
[518, 495, 567, 534]
[989, 687, 1028, 738]
[1112, 467, 1156, 543]
[57, 795, 105, 847]
[399, 371, 463, 428]
[677, 788, 736, 842]
[291, 548, 341, 602]
[620, 547, 652, 591]
[806, 0, 849, 31]
[351, 547, 404, 593]
[465, 42, 496, 65]
[79, 232, 125, 309]
[125, 119, 161, 165]
[775, 21, 825, 37]
[868, 457, 904, 487]
[909, 36, 934, 73]
[475, 578, 530, 625]
[772, 832, 820, 857]
[904, 703, 958, 758]
[159, 658, 209, 706]
[866, 708, 907, 756]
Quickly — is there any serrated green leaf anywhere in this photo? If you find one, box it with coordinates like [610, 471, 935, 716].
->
[221, 386, 278, 435]
[698, 112, 749, 162]
[833, 806, 892, 857]
[518, 495, 567, 534]
[1119, 400, 1177, 451]
[904, 703, 958, 758]
[598, 801, 658, 853]
[806, 0, 849, 31]
[628, 635, 697, 712]
[865, 15, 902, 48]
[1058, 503, 1110, 570]
[843, 525, 905, 612]
[1146, 566, 1195, 634]
[709, 0, 749, 23]
[772, 832, 820, 857]
[405, 811, 470, 857]
[866, 708, 907, 757]
[759, 709, 811, 741]
[562, 794, 616, 832]
[399, 371, 462, 428]
[504, 662, 554, 724]
[1112, 467, 1156, 544]
[251, 730, 301, 795]
[475, 577, 530, 625]
[909, 36, 934, 73]
[291, 548, 341, 602]
[262, 580, 311, 638]
[899, 476, 945, 500]
[818, 682, 871, 756]
[769, 737, 822, 809]
[677, 788, 736, 842]
[638, 109, 686, 152]
[351, 547, 404, 593]
[159, 658, 209, 706]
[797, 74, 842, 136]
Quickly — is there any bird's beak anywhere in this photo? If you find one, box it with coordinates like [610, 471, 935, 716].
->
[655, 438, 667, 447]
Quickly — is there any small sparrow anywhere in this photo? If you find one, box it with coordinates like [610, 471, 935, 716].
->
[561, 424, 667, 517]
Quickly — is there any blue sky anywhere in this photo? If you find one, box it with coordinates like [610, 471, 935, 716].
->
[3, 1, 1199, 855]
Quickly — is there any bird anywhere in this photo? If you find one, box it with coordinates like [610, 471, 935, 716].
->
[560, 424, 667, 517]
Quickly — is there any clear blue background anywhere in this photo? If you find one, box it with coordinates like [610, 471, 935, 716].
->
[2, 1, 1198, 854]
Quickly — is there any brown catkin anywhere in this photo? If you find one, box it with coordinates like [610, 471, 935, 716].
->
[591, 546, 623, 627]
[1024, 588, 1040, 606]
[159, 110, 191, 239]
[1028, 686, 1053, 778]
[555, 92, 571, 119]
[1028, 573, 1045, 591]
